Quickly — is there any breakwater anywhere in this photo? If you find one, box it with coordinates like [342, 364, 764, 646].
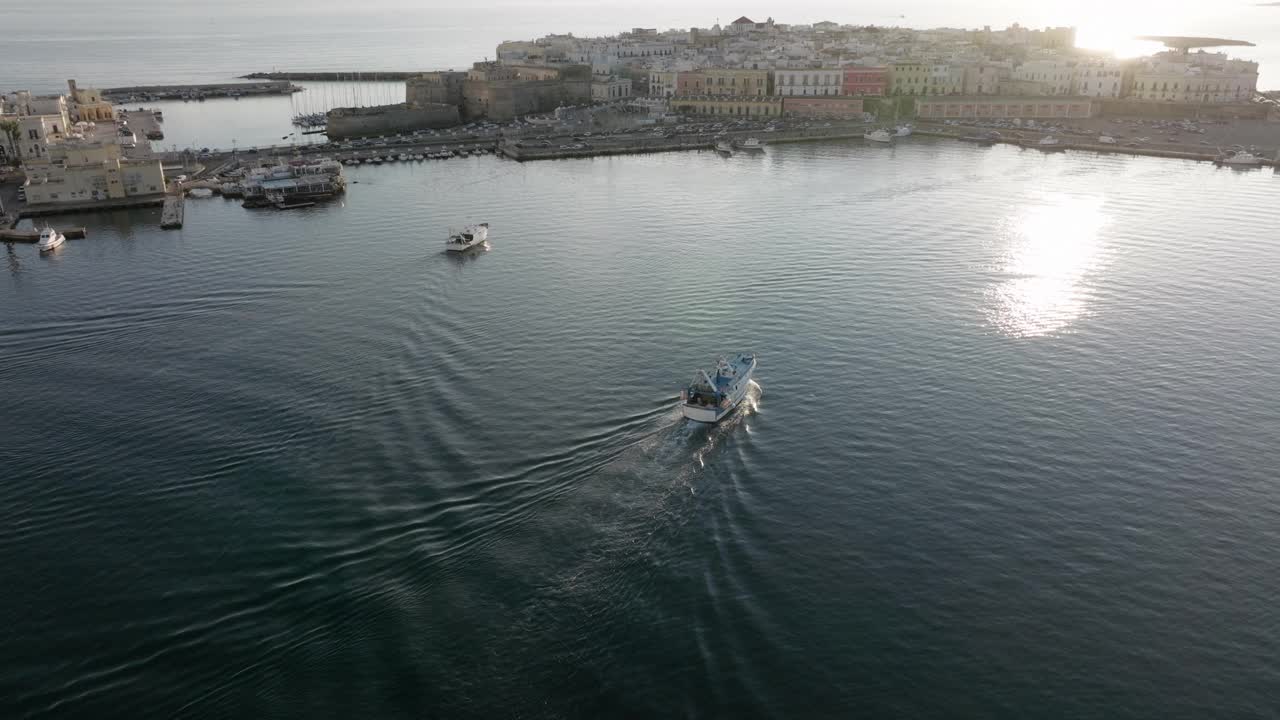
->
[102, 81, 301, 102]
[241, 72, 420, 81]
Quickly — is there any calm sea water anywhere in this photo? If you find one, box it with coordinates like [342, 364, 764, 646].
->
[3, 141, 1279, 717]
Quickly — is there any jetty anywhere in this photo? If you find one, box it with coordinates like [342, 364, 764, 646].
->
[160, 195, 184, 229]
[0, 227, 88, 243]
[102, 81, 301, 103]
[241, 71, 420, 81]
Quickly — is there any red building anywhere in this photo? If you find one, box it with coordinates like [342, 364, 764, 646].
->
[782, 96, 865, 119]
[842, 67, 887, 96]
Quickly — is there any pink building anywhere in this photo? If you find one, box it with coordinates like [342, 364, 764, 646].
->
[842, 67, 887, 96]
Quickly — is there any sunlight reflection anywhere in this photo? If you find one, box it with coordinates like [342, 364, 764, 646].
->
[985, 195, 1110, 337]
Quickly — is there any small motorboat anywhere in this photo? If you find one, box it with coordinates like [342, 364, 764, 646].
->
[863, 129, 894, 143]
[736, 137, 765, 152]
[681, 353, 757, 423]
[1035, 136, 1067, 151]
[715, 140, 734, 155]
[37, 227, 65, 252]
[895, 124, 913, 137]
[1216, 150, 1263, 167]
[445, 222, 489, 253]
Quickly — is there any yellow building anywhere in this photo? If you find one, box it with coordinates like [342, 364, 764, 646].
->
[67, 79, 114, 122]
[700, 69, 772, 97]
[23, 139, 165, 205]
[888, 62, 930, 96]
[670, 95, 782, 117]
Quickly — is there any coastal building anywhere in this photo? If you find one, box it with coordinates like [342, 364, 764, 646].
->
[14, 113, 70, 161]
[842, 67, 887, 96]
[66, 80, 114, 122]
[960, 63, 1008, 95]
[1130, 51, 1257, 103]
[461, 62, 591, 121]
[408, 71, 466, 107]
[670, 95, 783, 117]
[916, 96, 1095, 120]
[1071, 60, 1125, 98]
[22, 136, 165, 205]
[591, 75, 633, 101]
[648, 71, 679, 97]
[1013, 59, 1075, 95]
[888, 62, 930, 95]
[695, 69, 772, 96]
[774, 69, 843, 96]
[782, 96, 865, 118]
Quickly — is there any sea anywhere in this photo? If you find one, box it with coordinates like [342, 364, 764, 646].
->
[5, 3, 1280, 718]
[4, 139, 1280, 718]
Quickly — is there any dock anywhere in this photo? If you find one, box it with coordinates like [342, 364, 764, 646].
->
[240, 71, 420, 81]
[18, 194, 167, 217]
[160, 195, 184, 229]
[0, 227, 88, 243]
[102, 81, 301, 103]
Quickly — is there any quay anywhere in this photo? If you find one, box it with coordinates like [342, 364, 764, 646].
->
[0, 227, 87, 243]
[16, 194, 167, 218]
[160, 195, 184, 229]
[101, 81, 301, 102]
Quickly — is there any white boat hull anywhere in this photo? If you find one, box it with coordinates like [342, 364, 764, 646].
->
[445, 240, 485, 252]
[681, 355, 756, 423]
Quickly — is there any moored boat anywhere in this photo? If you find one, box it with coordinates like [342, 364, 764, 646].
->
[863, 129, 894, 143]
[736, 137, 765, 152]
[715, 140, 733, 155]
[37, 227, 65, 252]
[680, 353, 757, 423]
[445, 222, 489, 253]
[1216, 150, 1263, 167]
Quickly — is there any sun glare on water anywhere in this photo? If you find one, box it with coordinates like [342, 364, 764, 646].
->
[985, 194, 1111, 338]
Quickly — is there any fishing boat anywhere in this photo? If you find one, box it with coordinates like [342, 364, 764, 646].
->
[445, 223, 489, 253]
[1035, 136, 1067, 151]
[736, 137, 765, 152]
[715, 140, 734, 155]
[37, 227, 65, 252]
[1216, 150, 1263, 167]
[863, 129, 894, 143]
[681, 353, 757, 423]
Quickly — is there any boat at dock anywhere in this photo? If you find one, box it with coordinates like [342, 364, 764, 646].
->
[863, 129, 894, 143]
[445, 223, 489, 253]
[895, 124, 914, 137]
[1034, 136, 1068, 151]
[681, 353, 757, 423]
[715, 140, 734, 155]
[736, 137, 765, 152]
[1215, 149, 1263, 167]
[241, 158, 345, 208]
[37, 228, 66, 252]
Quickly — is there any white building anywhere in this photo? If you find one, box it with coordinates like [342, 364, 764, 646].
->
[591, 75, 633, 101]
[1072, 60, 1125, 98]
[1014, 59, 1074, 95]
[1131, 51, 1257, 103]
[23, 137, 165, 204]
[773, 69, 843, 95]
[648, 71, 679, 97]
